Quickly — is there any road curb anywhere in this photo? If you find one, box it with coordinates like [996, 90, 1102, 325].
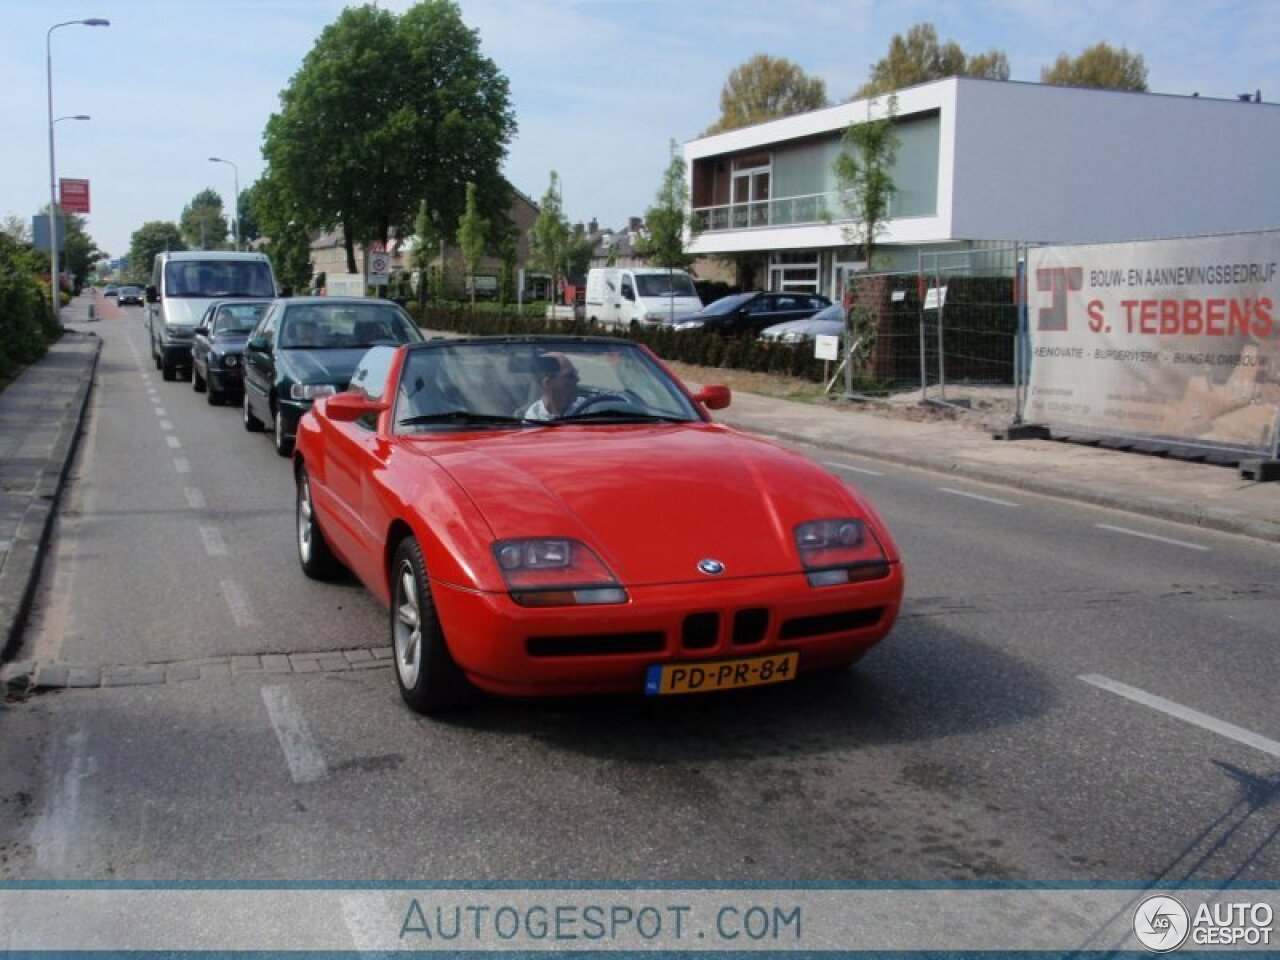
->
[0, 333, 102, 666]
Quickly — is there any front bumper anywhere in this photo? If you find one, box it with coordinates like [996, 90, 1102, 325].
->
[160, 341, 193, 365]
[430, 566, 904, 698]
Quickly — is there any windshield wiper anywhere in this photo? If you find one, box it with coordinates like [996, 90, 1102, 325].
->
[554, 409, 687, 424]
[399, 410, 522, 427]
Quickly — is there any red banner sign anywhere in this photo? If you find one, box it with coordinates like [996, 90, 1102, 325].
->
[59, 178, 90, 214]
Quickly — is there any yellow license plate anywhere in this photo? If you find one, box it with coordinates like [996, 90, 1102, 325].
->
[645, 652, 798, 696]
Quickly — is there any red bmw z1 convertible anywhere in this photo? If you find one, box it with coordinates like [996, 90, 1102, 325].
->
[293, 335, 904, 714]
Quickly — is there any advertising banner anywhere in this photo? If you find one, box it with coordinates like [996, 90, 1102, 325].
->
[1026, 232, 1280, 458]
[59, 177, 91, 214]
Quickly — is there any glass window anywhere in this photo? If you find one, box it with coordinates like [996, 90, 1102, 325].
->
[350, 346, 398, 401]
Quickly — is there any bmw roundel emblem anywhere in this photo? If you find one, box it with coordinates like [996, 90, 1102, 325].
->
[697, 558, 725, 575]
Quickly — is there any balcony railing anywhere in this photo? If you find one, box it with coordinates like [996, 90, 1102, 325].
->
[692, 190, 914, 234]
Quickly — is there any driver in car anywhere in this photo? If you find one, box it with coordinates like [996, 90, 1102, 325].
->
[518, 352, 590, 420]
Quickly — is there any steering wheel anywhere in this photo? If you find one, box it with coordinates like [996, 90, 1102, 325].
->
[570, 392, 634, 414]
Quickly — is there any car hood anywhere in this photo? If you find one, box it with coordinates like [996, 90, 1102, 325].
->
[158, 299, 210, 327]
[280, 348, 367, 385]
[415, 425, 883, 585]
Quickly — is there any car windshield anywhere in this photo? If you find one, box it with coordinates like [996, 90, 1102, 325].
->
[280, 303, 424, 349]
[393, 339, 703, 432]
[213, 303, 269, 334]
[811, 302, 845, 323]
[635, 273, 697, 297]
[164, 260, 275, 298]
[119, 286, 140, 295]
[702, 292, 755, 316]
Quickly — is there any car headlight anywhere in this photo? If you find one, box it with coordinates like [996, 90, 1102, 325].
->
[493, 538, 628, 606]
[221, 354, 240, 368]
[290, 383, 338, 400]
[780, 331, 804, 343]
[674, 320, 704, 331]
[794, 519, 890, 586]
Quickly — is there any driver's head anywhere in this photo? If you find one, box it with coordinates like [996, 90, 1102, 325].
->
[537, 352, 579, 412]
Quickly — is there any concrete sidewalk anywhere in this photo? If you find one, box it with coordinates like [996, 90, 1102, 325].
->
[0, 294, 100, 663]
[1, 296, 1276, 672]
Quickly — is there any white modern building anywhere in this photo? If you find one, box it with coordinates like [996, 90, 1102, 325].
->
[685, 77, 1280, 297]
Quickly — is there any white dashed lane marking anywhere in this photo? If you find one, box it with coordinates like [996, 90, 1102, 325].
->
[1081, 674, 1280, 759]
[199, 526, 228, 557]
[823, 460, 884, 477]
[261, 686, 328, 784]
[220, 578, 257, 628]
[1094, 523, 1209, 552]
[939, 487, 1020, 508]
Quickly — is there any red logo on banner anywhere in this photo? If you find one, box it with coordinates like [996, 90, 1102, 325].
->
[60, 178, 90, 214]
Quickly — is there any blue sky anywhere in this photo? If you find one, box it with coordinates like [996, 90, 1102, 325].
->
[3, 0, 1277, 262]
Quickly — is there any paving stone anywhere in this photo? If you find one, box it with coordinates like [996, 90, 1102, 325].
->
[102, 664, 165, 687]
[289, 655, 321, 673]
[261, 654, 292, 674]
[371, 646, 394, 660]
[167, 662, 202, 683]
[33, 663, 69, 689]
[231, 655, 263, 674]
[0, 660, 35, 687]
[349, 660, 391, 671]
[199, 663, 232, 680]
[343, 649, 373, 663]
[318, 655, 350, 672]
[66, 666, 102, 688]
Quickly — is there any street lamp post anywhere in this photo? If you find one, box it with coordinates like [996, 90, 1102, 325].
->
[208, 157, 241, 251]
[47, 17, 108, 322]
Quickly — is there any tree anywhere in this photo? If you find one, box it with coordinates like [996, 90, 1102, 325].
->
[705, 54, 828, 135]
[528, 171, 570, 294]
[855, 22, 1008, 98]
[237, 187, 261, 245]
[2, 215, 31, 245]
[262, 0, 515, 275]
[127, 222, 186, 284]
[61, 213, 102, 291]
[634, 140, 694, 274]
[250, 172, 313, 292]
[1041, 42, 1148, 91]
[180, 188, 228, 250]
[456, 181, 488, 308]
[833, 95, 900, 374]
[564, 224, 593, 281]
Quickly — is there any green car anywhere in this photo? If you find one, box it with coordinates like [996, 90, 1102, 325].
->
[241, 297, 424, 456]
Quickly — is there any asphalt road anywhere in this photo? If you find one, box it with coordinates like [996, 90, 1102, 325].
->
[1, 308, 1277, 889]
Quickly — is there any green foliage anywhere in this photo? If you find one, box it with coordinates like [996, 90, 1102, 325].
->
[855, 23, 1009, 98]
[1041, 42, 1148, 91]
[249, 172, 312, 291]
[0, 234, 60, 381]
[705, 54, 828, 135]
[127, 222, 186, 283]
[456, 181, 488, 307]
[834, 95, 900, 266]
[61, 213, 102, 292]
[529, 171, 570, 279]
[565, 224, 593, 281]
[180, 188, 229, 250]
[262, 0, 515, 269]
[633, 139, 694, 272]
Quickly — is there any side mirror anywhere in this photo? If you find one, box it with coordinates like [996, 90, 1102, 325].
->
[145, 285, 158, 303]
[195, 326, 209, 337]
[693, 385, 731, 410]
[280, 286, 293, 298]
[323, 392, 388, 423]
[247, 336, 269, 352]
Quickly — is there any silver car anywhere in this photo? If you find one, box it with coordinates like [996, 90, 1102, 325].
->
[758, 302, 846, 343]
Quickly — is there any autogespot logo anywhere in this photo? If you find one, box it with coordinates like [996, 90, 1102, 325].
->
[1134, 895, 1190, 953]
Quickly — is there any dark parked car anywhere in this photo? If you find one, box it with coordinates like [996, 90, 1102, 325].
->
[674, 291, 832, 336]
[117, 285, 144, 306]
[191, 299, 272, 406]
[242, 297, 424, 456]
[103, 284, 118, 298]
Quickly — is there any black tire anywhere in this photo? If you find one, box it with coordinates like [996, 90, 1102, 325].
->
[391, 536, 474, 715]
[192, 364, 206, 393]
[295, 466, 344, 580]
[207, 384, 222, 406]
[242, 391, 264, 432]
[162, 361, 177, 382]
[273, 408, 294, 457]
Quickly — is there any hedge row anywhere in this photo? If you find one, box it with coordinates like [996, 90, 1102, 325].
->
[406, 304, 837, 382]
[0, 237, 61, 384]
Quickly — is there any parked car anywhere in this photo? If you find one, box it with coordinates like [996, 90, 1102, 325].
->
[293, 335, 905, 715]
[103, 284, 118, 298]
[242, 296, 424, 456]
[116, 285, 144, 307]
[674, 291, 832, 336]
[191, 299, 272, 405]
[759, 302, 846, 343]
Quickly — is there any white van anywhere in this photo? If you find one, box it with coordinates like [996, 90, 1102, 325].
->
[147, 251, 277, 380]
[585, 267, 702, 327]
